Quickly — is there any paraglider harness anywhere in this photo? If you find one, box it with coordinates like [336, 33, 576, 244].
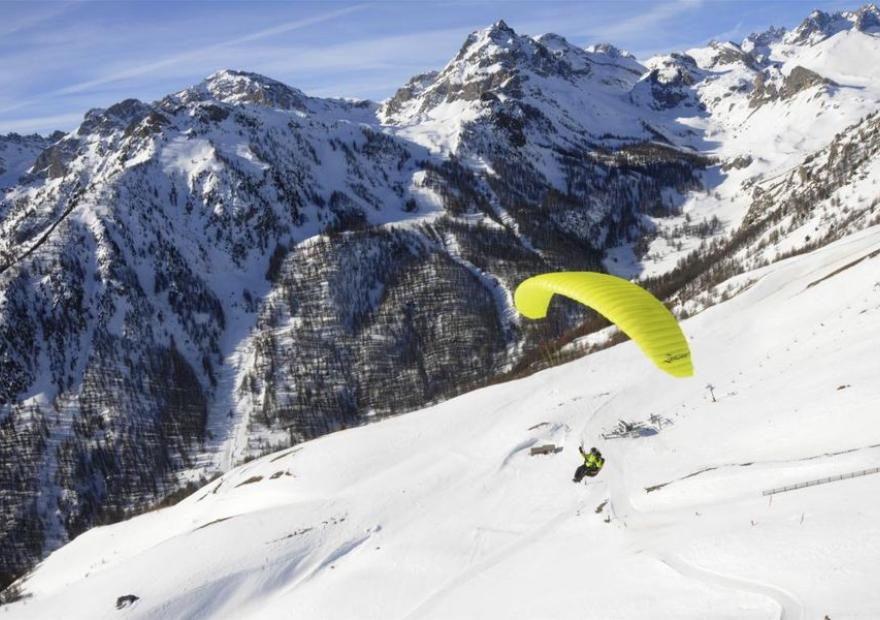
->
[573, 446, 604, 483]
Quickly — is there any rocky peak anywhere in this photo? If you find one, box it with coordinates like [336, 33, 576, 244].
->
[632, 53, 702, 110]
[846, 3, 880, 31]
[585, 42, 632, 59]
[78, 98, 155, 136]
[582, 43, 645, 80]
[451, 20, 554, 73]
[647, 53, 700, 84]
[166, 69, 308, 111]
[533, 32, 596, 76]
[381, 22, 554, 123]
[787, 10, 848, 45]
[381, 21, 647, 125]
[464, 19, 517, 48]
[702, 40, 758, 69]
[785, 4, 880, 46]
[539, 34, 644, 78]
[486, 19, 516, 40]
[535, 32, 575, 55]
[741, 26, 786, 62]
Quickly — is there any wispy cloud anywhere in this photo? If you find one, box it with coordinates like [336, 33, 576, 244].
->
[0, 2, 78, 38]
[583, 0, 704, 41]
[237, 25, 469, 82]
[710, 19, 747, 45]
[54, 3, 372, 96]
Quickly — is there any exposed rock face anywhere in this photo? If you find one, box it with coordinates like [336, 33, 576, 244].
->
[849, 3, 880, 31]
[632, 54, 703, 110]
[27, 136, 79, 180]
[782, 66, 835, 95]
[701, 41, 758, 70]
[741, 110, 880, 236]
[383, 72, 440, 118]
[721, 154, 753, 171]
[750, 66, 834, 107]
[0, 132, 63, 188]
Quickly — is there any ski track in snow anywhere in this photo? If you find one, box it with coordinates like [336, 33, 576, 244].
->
[401, 491, 600, 620]
[656, 554, 803, 620]
[603, 457, 804, 620]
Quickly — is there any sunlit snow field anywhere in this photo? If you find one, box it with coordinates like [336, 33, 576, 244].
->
[6, 223, 880, 620]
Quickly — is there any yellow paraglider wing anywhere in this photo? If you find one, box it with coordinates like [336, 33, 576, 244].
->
[514, 272, 693, 378]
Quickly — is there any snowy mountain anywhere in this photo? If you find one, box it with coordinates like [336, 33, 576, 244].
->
[2, 4, 880, 595]
[381, 20, 659, 150]
[5, 218, 880, 620]
[611, 5, 880, 280]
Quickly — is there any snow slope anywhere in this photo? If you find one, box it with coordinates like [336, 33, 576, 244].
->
[6, 222, 880, 619]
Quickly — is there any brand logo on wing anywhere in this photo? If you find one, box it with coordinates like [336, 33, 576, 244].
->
[663, 352, 689, 364]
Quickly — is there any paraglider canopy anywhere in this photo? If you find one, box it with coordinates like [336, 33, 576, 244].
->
[514, 272, 693, 378]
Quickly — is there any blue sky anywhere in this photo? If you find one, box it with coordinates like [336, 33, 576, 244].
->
[0, 0, 863, 134]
